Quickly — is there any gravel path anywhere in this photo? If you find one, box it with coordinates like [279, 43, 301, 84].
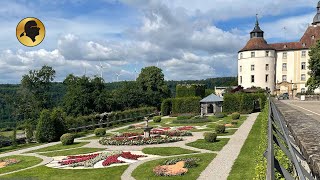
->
[197, 112, 259, 180]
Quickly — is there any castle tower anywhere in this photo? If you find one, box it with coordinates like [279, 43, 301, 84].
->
[312, 1, 320, 25]
[238, 15, 276, 93]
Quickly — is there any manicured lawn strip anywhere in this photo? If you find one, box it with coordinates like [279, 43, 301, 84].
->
[0, 143, 44, 154]
[228, 110, 267, 180]
[2, 165, 128, 180]
[142, 147, 198, 156]
[132, 153, 216, 180]
[40, 148, 106, 157]
[0, 155, 42, 174]
[26, 142, 89, 153]
[186, 138, 229, 151]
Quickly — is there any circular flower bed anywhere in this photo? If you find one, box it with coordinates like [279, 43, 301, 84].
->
[99, 136, 183, 146]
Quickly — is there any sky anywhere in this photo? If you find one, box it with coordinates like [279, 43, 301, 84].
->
[0, 0, 318, 83]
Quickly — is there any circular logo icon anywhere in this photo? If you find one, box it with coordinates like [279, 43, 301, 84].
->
[16, 17, 45, 47]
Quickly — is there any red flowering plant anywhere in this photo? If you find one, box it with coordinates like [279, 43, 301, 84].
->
[102, 154, 124, 166]
[59, 153, 100, 165]
[120, 152, 146, 160]
[177, 126, 194, 131]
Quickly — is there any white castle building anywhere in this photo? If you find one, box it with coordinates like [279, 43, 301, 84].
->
[238, 1, 320, 96]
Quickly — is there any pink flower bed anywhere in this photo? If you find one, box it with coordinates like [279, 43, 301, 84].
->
[120, 152, 146, 160]
[177, 126, 194, 131]
[59, 154, 99, 165]
[66, 153, 100, 159]
[102, 154, 124, 166]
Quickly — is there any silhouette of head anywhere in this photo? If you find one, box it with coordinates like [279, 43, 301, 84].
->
[19, 20, 40, 42]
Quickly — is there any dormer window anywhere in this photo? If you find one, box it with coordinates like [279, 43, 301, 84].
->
[284, 45, 287, 48]
[302, 43, 306, 47]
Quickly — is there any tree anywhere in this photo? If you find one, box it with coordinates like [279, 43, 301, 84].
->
[307, 41, 320, 91]
[50, 107, 67, 140]
[36, 109, 56, 143]
[136, 66, 170, 108]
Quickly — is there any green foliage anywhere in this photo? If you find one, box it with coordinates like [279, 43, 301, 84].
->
[94, 128, 106, 137]
[215, 124, 226, 134]
[25, 123, 34, 143]
[172, 118, 210, 124]
[205, 89, 215, 97]
[172, 97, 201, 115]
[215, 113, 225, 118]
[60, 133, 74, 145]
[223, 93, 266, 114]
[231, 120, 238, 125]
[231, 112, 240, 120]
[160, 98, 172, 116]
[176, 84, 206, 98]
[50, 107, 67, 140]
[11, 128, 17, 147]
[153, 116, 161, 123]
[176, 114, 194, 120]
[223, 93, 241, 113]
[204, 132, 217, 142]
[307, 40, 320, 91]
[36, 109, 56, 143]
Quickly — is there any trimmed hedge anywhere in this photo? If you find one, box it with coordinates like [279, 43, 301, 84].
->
[176, 84, 206, 98]
[172, 118, 211, 124]
[176, 114, 194, 120]
[60, 133, 74, 145]
[223, 93, 266, 114]
[215, 124, 226, 134]
[204, 132, 217, 142]
[161, 98, 172, 116]
[94, 128, 106, 137]
[172, 97, 201, 115]
[231, 112, 240, 120]
[153, 116, 161, 123]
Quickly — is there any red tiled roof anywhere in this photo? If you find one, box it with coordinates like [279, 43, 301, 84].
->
[269, 42, 305, 51]
[239, 37, 274, 52]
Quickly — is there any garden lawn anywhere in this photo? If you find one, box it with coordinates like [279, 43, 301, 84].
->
[0, 130, 24, 137]
[2, 165, 128, 180]
[217, 129, 237, 136]
[228, 108, 267, 180]
[80, 133, 114, 140]
[40, 148, 106, 157]
[186, 138, 229, 151]
[0, 155, 42, 174]
[142, 147, 198, 156]
[207, 115, 247, 128]
[26, 142, 89, 153]
[0, 143, 43, 154]
[132, 153, 216, 180]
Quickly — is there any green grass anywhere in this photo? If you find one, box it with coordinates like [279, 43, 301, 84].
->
[228, 112, 267, 180]
[0, 143, 43, 154]
[2, 165, 129, 180]
[0, 130, 24, 137]
[40, 148, 106, 157]
[132, 153, 216, 180]
[0, 155, 42, 174]
[190, 128, 214, 132]
[80, 133, 114, 140]
[26, 142, 89, 153]
[217, 129, 237, 136]
[207, 115, 247, 128]
[186, 138, 230, 151]
[142, 147, 198, 156]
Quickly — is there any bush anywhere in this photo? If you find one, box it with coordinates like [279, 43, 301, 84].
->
[223, 93, 267, 114]
[36, 109, 56, 143]
[94, 128, 106, 137]
[231, 112, 240, 120]
[153, 116, 161, 123]
[215, 113, 225, 118]
[172, 97, 201, 114]
[215, 124, 226, 134]
[204, 132, 217, 142]
[161, 98, 172, 116]
[231, 120, 238, 125]
[60, 133, 74, 145]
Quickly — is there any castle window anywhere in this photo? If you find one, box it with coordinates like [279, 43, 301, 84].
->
[282, 75, 287, 82]
[265, 64, 269, 71]
[301, 88, 306, 93]
[301, 51, 306, 57]
[240, 66, 242, 72]
[302, 43, 306, 47]
[265, 74, 269, 82]
[265, 51, 269, 57]
[301, 74, 306, 81]
[301, 62, 306, 70]
[251, 52, 255, 57]
[251, 75, 255, 83]
[312, 35, 315, 39]
[240, 53, 243, 59]
[251, 65, 255, 71]
[283, 52, 287, 59]
[282, 63, 287, 71]
[240, 76, 242, 84]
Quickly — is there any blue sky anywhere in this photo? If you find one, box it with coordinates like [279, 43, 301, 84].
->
[0, 0, 318, 83]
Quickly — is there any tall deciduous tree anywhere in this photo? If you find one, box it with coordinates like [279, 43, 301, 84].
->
[307, 41, 320, 91]
[36, 109, 56, 143]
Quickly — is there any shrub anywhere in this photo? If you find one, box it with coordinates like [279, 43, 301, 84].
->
[172, 97, 201, 114]
[204, 132, 217, 142]
[153, 116, 161, 123]
[162, 157, 200, 168]
[231, 112, 240, 120]
[36, 109, 56, 143]
[215, 124, 226, 134]
[161, 98, 172, 116]
[215, 113, 225, 118]
[94, 128, 106, 137]
[60, 133, 74, 145]
[51, 107, 67, 141]
[223, 93, 267, 114]
[176, 114, 194, 120]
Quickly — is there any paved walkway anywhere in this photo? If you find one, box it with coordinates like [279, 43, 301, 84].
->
[197, 112, 259, 180]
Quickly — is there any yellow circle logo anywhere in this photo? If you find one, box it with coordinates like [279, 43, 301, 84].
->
[16, 17, 45, 47]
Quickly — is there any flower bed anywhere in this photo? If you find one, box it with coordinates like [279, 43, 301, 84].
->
[102, 154, 124, 166]
[177, 126, 194, 131]
[99, 136, 183, 146]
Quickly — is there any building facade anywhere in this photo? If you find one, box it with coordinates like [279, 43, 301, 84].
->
[238, 1, 320, 96]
